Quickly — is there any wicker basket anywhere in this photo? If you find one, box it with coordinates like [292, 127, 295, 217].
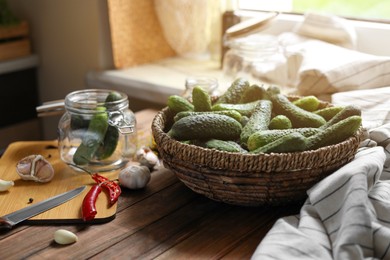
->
[151, 102, 362, 206]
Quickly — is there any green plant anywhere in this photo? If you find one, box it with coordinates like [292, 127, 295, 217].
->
[0, 0, 20, 26]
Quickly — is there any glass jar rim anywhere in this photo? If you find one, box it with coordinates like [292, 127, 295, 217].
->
[64, 89, 128, 113]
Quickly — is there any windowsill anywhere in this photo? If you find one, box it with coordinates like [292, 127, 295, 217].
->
[86, 56, 228, 105]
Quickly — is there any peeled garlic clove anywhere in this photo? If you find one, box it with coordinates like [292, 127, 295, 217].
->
[54, 229, 78, 245]
[118, 165, 151, 189]
[136, 146, 151, 160]
[16, 154, 54, 183]
[0, 179, 14, 192]
[136, 146, 159, 170]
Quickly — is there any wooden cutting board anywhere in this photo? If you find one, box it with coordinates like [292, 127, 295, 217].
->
[0, 140, 118, 224]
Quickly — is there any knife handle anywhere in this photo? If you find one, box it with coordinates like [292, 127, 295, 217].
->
[0, 217, 13, 230]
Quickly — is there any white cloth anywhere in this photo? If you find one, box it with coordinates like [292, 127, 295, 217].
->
[293, 12, 357, 49]
[332, 87, 390, 130]
[283, 38, 390, 99]
[252, 13, 390, 101]
[251, 124, 390, 260]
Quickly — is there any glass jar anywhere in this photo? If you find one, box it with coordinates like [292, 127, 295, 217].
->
[222, 34, 287, 86]
[182, 76, 219, 100]
[58, 89, 137, 173]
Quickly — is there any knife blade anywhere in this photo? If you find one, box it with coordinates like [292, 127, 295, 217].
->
[0, 185, 86, 230]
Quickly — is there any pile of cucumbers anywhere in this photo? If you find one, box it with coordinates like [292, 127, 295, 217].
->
[166, 78, 362, 154]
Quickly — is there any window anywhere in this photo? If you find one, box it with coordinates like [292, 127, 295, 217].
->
[238, 0, 390, 22]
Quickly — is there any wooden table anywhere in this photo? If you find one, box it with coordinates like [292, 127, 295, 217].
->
[0, 109, 301, 259]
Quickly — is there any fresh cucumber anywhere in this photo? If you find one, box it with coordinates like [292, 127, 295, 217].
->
[240, 100, 272, 145]
[192, 86, 212, 112]
[199, 139, 247, 153]
[306, 115, 362, 150]
[95, 91, 123, 160]
[269, 93, 326, 128]
[247, 128, 321, 151]
[167, 95, 194, 114]
[216, 78, 250, 104]
[250, 132, 307, 154]
[314, 106, 344, 121]
[268, 115, 292, 130]
[212, 100, 260, 117]
[95, 122, 119, 160]
[292, 95, 320, 112]
[168, 114, 242, 141]
[239, 84, 266, 103]
[319, 105, 361, 129]
[174, 110, 242, 123]
[73, 106, 109, 165]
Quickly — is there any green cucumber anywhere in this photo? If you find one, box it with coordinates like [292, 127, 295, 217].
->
[216, 78, 250, 104]
[292, 95, 320, 112]
[167, 95, 194, 114]
[265, 85, 281, 97]
[240, 100, 273, 146]
[239, 84, 266, 103]
[192, 86, 212, 112]
[268, 115, 292, 130]
[95, 122, 120, 160]
[319, 105, 361, 129]
[70, 115, 89, 131]
[168, 114, 242, 141]
[306, 115, 362, 150]
[95, 91, 123, 160]
[73, 107, 109, 165]
[174, 110, 242, 123]
[314, 106, 344, 121]
[200, 139, 247, 153]
[212, 100, 260, 117]
[250, 132, 307, 154]
[247, 128, 321, 151]
[269, 93, 326, 128]
[105, 91, 122, 102]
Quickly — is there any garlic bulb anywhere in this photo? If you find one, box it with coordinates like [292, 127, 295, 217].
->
[136, 146, 159, 170]
[0, 179, 14, 192]
[54, 229, 78, 245]
[118, 165, 151, 189]
[16, 154, 54, 183]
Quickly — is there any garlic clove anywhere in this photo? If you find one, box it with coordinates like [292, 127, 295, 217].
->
[136, 146, 159, 170]
[136, 146, 151, 160]
[54, 229, 78, 245]
[118, 165, 151, 189]
[16, 154, 55, 183]
[0, 179, 14, 192]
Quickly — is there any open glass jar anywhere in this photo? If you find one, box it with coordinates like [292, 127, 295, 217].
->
[222, 33, 286, 85]
[58, 89, 137, 173]
[221, 14, 287, 86]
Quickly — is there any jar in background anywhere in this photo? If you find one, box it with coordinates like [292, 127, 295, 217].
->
[58, 89, 137, 173]
[183, 76, 219, 99]
[222, 33, 287, 86]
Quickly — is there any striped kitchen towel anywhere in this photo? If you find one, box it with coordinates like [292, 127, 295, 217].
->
[332, 86, 390, 130]
[282, 36, 390, 101]
[254, 31, 390, 102]
[251, 123, 390, 260]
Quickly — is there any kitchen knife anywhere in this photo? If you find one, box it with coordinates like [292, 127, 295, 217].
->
[0, 185, 86, 230]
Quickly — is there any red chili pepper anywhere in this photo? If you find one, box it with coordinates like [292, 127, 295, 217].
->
[91, 173, 121, 205]
[82, 184, 101, 221]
